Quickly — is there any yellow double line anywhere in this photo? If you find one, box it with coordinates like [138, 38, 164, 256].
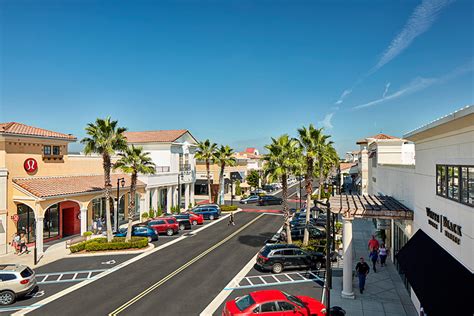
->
[109, 213, 265, 315]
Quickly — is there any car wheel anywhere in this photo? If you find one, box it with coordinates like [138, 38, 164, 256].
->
[0, 291, 15, 305]
[166, 229, 174, 236]
[192, 220, 198, 225]
[272, 263, 283, 274]
[147, 236, 152, 243]
[179, 224, 185, 231]
[315, 261, 322, 270]
[209, 215, 215, 220]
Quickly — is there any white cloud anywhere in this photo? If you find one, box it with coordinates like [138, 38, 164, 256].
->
[319, 113, 334, 129]
[370, 0, 453, 73]
[382, 82, 391, 97]
[353, 61, 473, 110]
[334, 89, 352, 105]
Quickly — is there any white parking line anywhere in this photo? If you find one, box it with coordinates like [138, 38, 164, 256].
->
[36, 269, 108, 285]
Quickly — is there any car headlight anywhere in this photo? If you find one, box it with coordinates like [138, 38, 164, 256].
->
[320, 308, 327, 315]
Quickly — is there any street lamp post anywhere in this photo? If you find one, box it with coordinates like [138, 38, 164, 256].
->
[116, 177, 125, 232]
[299, 176, 302, 209]
[314, 183, 332, 312]
[177, 172, 184, 210]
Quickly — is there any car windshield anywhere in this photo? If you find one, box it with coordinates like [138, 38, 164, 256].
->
[235, 294, 256, 311]
[283, 292, 305, 308]
[260, 246, 273, 257]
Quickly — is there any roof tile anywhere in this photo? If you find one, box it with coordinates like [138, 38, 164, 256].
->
[0, 122, 76, 140]
[124, 130, 188, 143]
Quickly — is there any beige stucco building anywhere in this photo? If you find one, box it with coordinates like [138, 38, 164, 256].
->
[0, 122, 145, 255]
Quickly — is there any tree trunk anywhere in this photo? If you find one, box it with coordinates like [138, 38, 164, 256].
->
[206, 160, 212, 203]
[281, 173, 292, 244]
[103, 154, 114, 243]
[218, 163, 225, 205]
[303, 157, 313, 246]
[126, 172, 137, 242]
[317, 160, 324, 200]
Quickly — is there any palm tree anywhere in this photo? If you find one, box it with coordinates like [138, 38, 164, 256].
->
[195, 139, 217, 203]
[263, 135, 300, 244]
[297, 124, 332, 246]
[318, 143, 339, 198]
[215, 145, 236, 205]
[81, 117, 128, 242]
[114, 145, 156, 242]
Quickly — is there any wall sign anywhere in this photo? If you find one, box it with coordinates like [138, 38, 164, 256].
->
[425, 207, 462, 245]
[24, 158, 38, 173]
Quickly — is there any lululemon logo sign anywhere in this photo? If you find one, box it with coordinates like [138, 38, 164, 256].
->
[24, 158, 38, 173]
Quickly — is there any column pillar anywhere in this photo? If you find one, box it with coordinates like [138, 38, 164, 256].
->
[341, 216, 355, 299]
[185, 184, 190, 209]
[140, 197, 146, 221]
[166, 186, 173, 212]
[151, 188, 158, 211]
[35, 217, 44, 255]
[80, 207, 87, 235]
[190, 183, 195, 206]
[173, 185, 178, 208]
[144, 189, 150, 213]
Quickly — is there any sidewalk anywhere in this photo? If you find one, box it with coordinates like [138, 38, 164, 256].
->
[0, 239, 70, 268]
[330, 219, 417, 316]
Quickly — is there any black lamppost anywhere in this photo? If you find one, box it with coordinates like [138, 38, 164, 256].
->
[116, 177, 125, 231]
[177, 172, 184, 210]
[314, 183, 332, 311]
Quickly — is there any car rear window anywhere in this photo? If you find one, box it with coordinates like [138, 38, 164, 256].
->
[235, 294, 255, 311]
[167, 219, 176, 224]
[260, 246, 272, 257]
[20, 267, 34, 278]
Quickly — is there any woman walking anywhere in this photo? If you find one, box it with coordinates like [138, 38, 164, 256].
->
[19, 232, 29, 255]
[369, 248, 378, 273]
[379, 243, 388, 267]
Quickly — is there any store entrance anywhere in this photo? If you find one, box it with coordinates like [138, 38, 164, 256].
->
[61, 202, 80, 236]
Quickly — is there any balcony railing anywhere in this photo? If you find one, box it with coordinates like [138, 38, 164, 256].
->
[155, 166, 171, 173]
[179, 164, 192, 172]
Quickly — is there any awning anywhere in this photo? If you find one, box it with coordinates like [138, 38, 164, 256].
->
[396, 230, 474, 315]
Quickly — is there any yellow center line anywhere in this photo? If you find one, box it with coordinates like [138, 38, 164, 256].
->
[109, 213, 266, 315]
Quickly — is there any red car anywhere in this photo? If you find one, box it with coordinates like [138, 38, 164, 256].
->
[222, 290, 326, 316]
[147, 217, 179, 236]
[186, 211, 204, 225]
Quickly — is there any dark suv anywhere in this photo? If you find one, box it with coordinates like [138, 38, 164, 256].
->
[281, 226, 326, 241]
[190, 204, 221, 220]
[257, 195, 283, 206]
[256, 244, 325, 273]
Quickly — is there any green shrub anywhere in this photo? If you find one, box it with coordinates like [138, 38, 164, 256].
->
[157, 205, 163, 217]
[141, 212, 149, 221]
[83, 231, 93, 237]
[335, 222, 343, 233]
[149, 208, 156, 218]
[220, 205, 238, 212]
[70, 237, 148, 253]
[235, 180, 241, 196]
[292, 239, 327, 252]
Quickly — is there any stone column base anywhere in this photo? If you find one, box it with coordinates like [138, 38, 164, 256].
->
[341, 290, 355, 299]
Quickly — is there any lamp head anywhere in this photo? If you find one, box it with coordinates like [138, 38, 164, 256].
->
[121, 178, 126, 187]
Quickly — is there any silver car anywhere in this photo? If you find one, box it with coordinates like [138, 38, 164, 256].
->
[0, 264, 38, 305]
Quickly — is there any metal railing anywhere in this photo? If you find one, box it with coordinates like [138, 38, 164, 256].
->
[155, 166, 171, 173]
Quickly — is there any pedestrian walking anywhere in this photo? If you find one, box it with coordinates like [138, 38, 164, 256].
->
[369, 248, 378, 272]
[19, 232, 29, 255]
[355, 257, 370, 294]
[367, 234, 379, 251]
[228, 211, 235, 226]
[11, 232, 20, 254]
[379, 243, 388, 267]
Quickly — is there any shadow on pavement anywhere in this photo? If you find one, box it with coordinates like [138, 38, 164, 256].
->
[237, 232, 275, 247]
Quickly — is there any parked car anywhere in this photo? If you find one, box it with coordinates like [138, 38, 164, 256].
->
[257, 195, 283, 206]
[190, 205, 221, 220]
[0, 264, 38, 305]
[256, 244, 325, 273]
[290, 218, 326, 228]
[115, 225, 158, 242]
[175, 212, 203, 226]
[240, 195, 259, 204]
[147, 218, 180, 236]
[281, 226, 326, 241]
[222, 289, 326, 315]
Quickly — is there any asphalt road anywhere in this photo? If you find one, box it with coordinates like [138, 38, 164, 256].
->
[29, 211, 284, 315]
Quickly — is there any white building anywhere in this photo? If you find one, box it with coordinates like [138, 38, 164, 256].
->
[124, 130, 198, 213]
[365, 106, 473, 315]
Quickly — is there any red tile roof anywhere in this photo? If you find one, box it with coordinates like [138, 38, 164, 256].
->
[13, 174, 144, 198]
[124, 130, 189, 143]
[367, 133, 399, 140]
[0, 122, 77, 140]
[245, 147, 257, 153]
[339, 162, 357, 171]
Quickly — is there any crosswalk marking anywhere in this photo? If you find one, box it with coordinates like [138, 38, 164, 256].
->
[36, 269, 108, 285]
[224, 271, 325, 290]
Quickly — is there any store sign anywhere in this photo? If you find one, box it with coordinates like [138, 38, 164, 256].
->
[376, 219, 390, 230]
[24, 158, 38, 173]
[425, 207, 462, 245]
[11, 214, 19, 222]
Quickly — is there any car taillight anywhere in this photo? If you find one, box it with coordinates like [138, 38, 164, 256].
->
[20, 279, 30, 284]
[258, 254, 269, 262]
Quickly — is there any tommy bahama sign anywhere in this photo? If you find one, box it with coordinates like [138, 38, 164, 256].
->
[24, 158, 38, 173]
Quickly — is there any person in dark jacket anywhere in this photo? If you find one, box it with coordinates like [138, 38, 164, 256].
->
[369, 249, 378, 273]
[355, 257, 370, 294]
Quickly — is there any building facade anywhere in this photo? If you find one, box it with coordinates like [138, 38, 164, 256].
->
[124, 130, 198, 212]
[0, 122, 145, 255]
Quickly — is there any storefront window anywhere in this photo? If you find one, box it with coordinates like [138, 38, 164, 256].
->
[437, 164, 473, 206]
[44, 204, 60, 239]
[118, 195, 126, 225]
[92, 197, 106, 221]
[17, 204, 35, 243]
[43, 145, 51, 156]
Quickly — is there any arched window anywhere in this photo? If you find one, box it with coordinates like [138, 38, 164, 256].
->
[17, 204, 35, 243]
[44, 204, 60, 239]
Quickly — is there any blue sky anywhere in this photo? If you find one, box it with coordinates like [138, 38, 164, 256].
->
[1, 0, 473, 155]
